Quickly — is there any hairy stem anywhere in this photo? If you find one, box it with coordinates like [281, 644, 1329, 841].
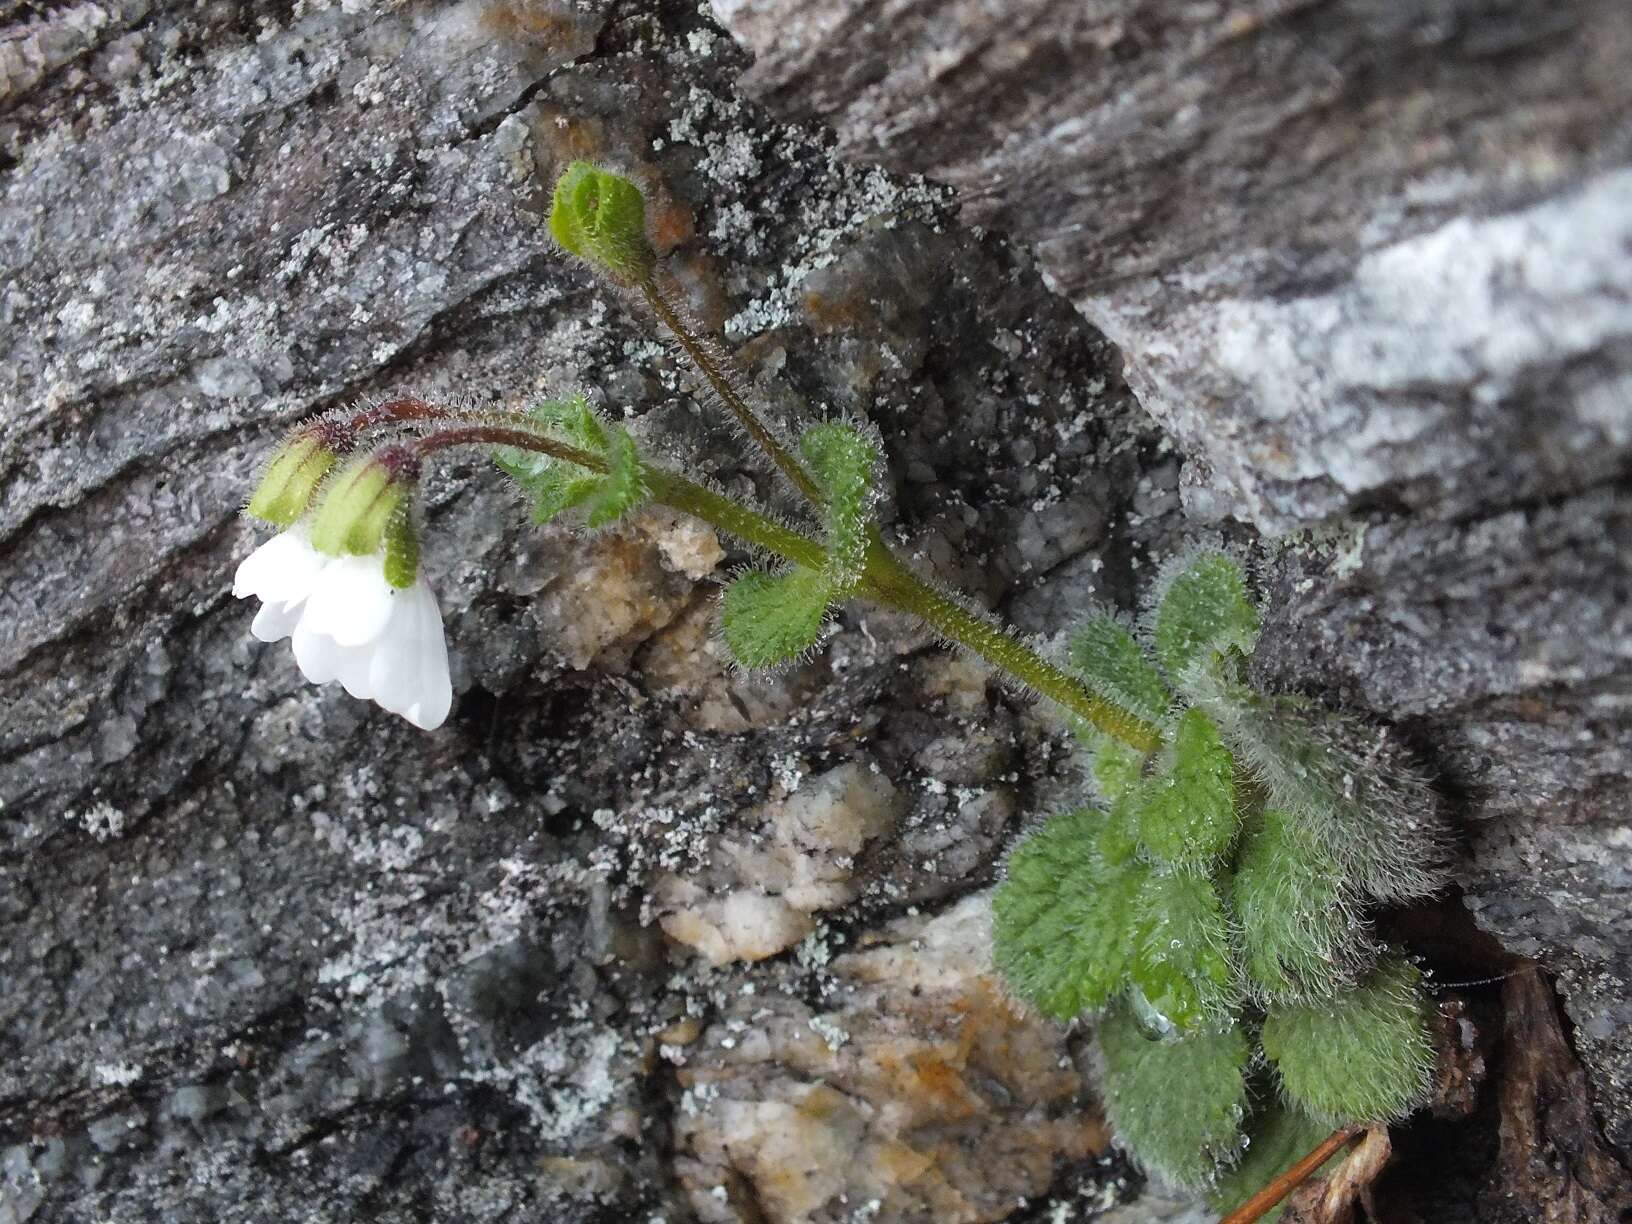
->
[859, 542, 1163, 753]
[639, 277, 825, 507]
[452, 425, 1160, 752]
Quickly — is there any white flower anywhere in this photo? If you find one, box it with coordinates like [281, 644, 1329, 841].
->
[233, 532, 453, 730]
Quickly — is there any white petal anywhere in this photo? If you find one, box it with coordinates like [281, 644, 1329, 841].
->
[337, 641, 378, 700]
[250, 598, 304, 643]
[234, 532, 328, 603]
[301, 555, 395, 648]
[367, 596, 426, 715]
[291, 618, 348, 685]
[371, 581, 452, 729]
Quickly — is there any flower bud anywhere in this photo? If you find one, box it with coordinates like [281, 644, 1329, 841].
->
[246, 419, 353, 527]
[548, 161, 656, 285]
[309, 445, 420, 561]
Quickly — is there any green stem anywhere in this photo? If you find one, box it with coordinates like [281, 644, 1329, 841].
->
[856, 540, 1163, 754]
[639, 278, 826, 507]
[452, 425, 1160, 752]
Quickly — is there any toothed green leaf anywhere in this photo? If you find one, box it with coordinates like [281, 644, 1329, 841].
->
[1129, 868, 1239, 1033]
[528, 393, 609, 454]
[1097, 1003, 1251, 1188]
[1068, 614, 1170, 724]
[1261, 956, 1433, 1128]
[721, 567, 831, 668]
[1234, 808, 1368, 1003]
[583, 424, 648, 528]
[1139, 708, 1239, 868]
[495, 398, 647, 528]
[1209, 1104, 1340, 1222]
[1154, 550, 1258, 681]
[993, 809, 1151, 1020]
[801, 422, 877, 595]
[497, 452, 603, 525]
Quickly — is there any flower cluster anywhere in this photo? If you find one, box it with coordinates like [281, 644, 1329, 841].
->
[235, 417, 452, 730]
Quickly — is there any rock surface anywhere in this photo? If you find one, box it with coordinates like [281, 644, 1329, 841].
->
[3, 0, 1630, 1220]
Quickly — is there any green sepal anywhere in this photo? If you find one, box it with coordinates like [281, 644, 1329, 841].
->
[246, 428, 338, 527]
[382, 512, 419, 590]
[1138, 707, 1239, 868]
[1153, 550, 1259, 682]
[309, 454, 407, 557]
[548, 161, 656, 285]
[1209, 1104, 1339, 1222]
[1068, 614, 1170, 724]
[1097, 1002, 1251, 1188]
[1233, 808, 1367, 1003]
[1129, 867, 1239, 1032]
[992, 809, 1151, 1020]
[800, 422, 877, 595]
[720, 567, 831, 669]
[1261, 956, 1433, 1129]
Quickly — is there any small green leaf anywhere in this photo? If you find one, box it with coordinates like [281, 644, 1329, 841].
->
[721, 567, 831, 668]
[1233, 808, 1369, 1003]
[1068, 614, 1170, 724]
[1209, 1104, 1340, 1222]
[1097, 1002, 1251, 1188]
[1098, 786, 1143, 865]
[1261, 956, 1433, 1129]
[583, 424, 647, 528]
[495, 398, 647, 529]
[1138, 707, 1239, 868]
[549, 162, 656, 285]
[529, 393, 609, 454]
[1152, 550, 1258, 682]
[1087, 733, 1146, 805]
[993, 809, 1151, 1020]
[800, 422, 877, 595]
[1129, 867, 1239, 1032]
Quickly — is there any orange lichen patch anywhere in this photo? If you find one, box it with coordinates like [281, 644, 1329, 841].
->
[479, 0, 596, 50]
[803, 286, 880, 335]
[875, 1139, 936, 1185]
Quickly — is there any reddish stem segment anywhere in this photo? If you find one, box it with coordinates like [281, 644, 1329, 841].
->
[1218, 1126, 1362, 1224]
